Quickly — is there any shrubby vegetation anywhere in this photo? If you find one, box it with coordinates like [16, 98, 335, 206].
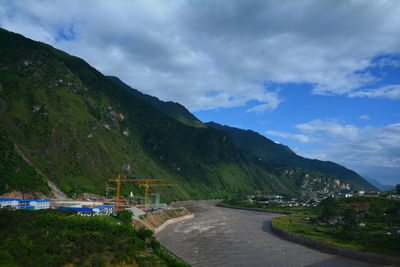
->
[0, 130, 50, 194]
[0, 209, 188, 266]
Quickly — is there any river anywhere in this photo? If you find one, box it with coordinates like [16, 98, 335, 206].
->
[156, 200, 380, 267]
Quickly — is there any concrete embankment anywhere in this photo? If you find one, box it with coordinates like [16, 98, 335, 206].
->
[155, 213, 194, 234]
[132, 207, 193, 232]
[271, 223, 400, 266]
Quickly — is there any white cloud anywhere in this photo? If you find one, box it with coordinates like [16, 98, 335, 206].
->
[292, 120, 400, 185]
[359, 114, 371, 120]
[1, 0, 400, 111]
[246, 92, 282, 113]
[266, 130, 313, 144]
[374, 57, 400, 68]
[295, 120, 360, 140]
[348, 84, 400, 99]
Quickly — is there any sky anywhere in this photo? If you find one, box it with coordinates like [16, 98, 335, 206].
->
[0, 0, 399, 186]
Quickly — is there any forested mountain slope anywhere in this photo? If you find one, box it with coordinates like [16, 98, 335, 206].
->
[0, 28, 295, 200]
[0, 28, 374, 201]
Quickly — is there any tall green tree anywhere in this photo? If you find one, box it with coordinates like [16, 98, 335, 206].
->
[343, 207, 359, 229]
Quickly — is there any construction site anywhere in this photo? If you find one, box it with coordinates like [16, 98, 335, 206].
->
[1, 174, 181, 217]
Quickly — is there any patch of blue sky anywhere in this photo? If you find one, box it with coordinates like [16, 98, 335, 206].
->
[55, 25, 76, 42]
[357, 54, 400, 88]
[195, 58, 400, 147]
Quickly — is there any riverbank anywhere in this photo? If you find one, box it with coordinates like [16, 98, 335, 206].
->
[216, 203, 293, 214]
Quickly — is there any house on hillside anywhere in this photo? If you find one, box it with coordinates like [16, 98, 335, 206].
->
[353, 190, 365, 196]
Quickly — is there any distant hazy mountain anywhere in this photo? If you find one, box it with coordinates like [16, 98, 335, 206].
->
[206, 122, 376, 190]
[364, 177, 394, 191]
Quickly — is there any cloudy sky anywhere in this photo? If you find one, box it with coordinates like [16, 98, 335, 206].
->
[1, 0, 399, 186]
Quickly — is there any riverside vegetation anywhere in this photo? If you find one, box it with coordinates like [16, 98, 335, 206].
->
[271, 196, 400, 256]
[0, 28, 375, 201]
[0, 209, 188, 267]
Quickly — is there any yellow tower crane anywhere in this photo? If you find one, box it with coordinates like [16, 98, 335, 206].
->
[108, 174, 164, 210]
[138, 183, 177, 208]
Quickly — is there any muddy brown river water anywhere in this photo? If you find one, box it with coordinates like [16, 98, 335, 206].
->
[156, 200, 381, 267]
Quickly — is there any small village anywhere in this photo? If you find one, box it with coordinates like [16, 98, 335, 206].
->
[248, 189, 399, 209]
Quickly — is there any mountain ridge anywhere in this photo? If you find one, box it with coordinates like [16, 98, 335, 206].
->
[107, 76, 205, 128]
[205, 122, 376, 190]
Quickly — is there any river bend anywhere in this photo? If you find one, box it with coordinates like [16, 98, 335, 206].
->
[156, 200, 380, 267]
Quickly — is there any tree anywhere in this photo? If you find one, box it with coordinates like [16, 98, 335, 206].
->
[318, 197, 339, 222]
[319, 206, 337, 222]
[369, 203, 384, 221]
[396, 184, 400, 194]
[115, 210, 132, 225]
[343, 207, 359, 229]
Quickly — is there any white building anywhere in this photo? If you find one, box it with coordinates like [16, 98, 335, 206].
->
[353, 190, 365, 196]
[30, 200, 50, 210]
[92, 205, 114, 215]
[17, 199, 50, 210]
[0, 198, 50, 210]
[0, 198, 19, 209]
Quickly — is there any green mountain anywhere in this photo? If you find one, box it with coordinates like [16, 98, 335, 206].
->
[205, 122, 376, 190]
[0, 28, 295, 200]
[107, 76, 205, 128]
[0, 28, 374, 201]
